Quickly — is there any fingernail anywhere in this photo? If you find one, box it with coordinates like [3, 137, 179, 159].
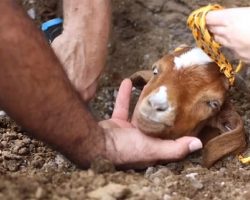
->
[189, 138, 203, 152]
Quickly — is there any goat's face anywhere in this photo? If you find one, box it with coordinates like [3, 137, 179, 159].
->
[133, 47, 229, 139]
[131, 47, 247, 167]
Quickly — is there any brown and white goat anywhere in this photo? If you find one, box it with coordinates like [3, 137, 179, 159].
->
[131, 46, 247, 167]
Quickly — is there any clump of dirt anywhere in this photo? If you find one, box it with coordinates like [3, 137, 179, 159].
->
[1, 0, 250, 199]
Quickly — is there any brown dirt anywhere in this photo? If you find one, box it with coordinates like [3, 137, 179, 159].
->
[2, 0, 250, 199]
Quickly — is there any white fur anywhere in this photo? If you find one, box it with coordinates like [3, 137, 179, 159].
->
[148, 86, 168, 109]
[174, 48, 212, 69]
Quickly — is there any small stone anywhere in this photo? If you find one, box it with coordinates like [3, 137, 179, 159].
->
[186, 172, 203, 190]
[55, 154, 67, 168]
[35, 187, 44, 199]
[4, 160, 21, 172]
[1, 141, 7, 147]
[88, 183, 130, 200]
[31, 156, 45, 168]
[18, 147, 29, 155]
[163, 194, 173, 200]
[2, 151, 21, 160]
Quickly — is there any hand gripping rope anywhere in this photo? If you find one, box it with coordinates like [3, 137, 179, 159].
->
[187, 4, 243, 86]
[187, 4, 250, 164]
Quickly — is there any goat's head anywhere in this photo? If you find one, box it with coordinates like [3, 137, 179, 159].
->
[131, 46, 247, 167]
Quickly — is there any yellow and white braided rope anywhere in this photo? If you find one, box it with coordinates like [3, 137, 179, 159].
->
[187, 4, 243, 86]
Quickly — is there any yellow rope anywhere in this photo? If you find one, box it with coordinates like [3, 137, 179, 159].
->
[187, 4, 243, 85]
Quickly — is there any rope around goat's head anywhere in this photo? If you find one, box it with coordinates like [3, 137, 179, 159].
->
[187, 4, 243, 86]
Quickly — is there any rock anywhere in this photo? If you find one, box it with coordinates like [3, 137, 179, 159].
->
[55, 154, 67, 168]
[18, 147, 29, 155]
[163, 194, 173, 200]
[2, 151, 21, 160]
[1, 141, 7, 148]
[185, 173, 203, 190]
[145, 167, 174, 180]
[3, 160, 21, 172]
[88, 183, 130, 200]
[31, 156, 45, 168]
[35, 187, 45, 199]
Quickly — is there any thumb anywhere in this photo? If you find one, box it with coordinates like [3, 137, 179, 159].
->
[156, 136, 203, 161]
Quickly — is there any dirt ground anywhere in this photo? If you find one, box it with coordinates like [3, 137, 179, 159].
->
[2, 0, 250, 199]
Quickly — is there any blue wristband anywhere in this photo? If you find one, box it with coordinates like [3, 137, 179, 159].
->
[41, 18, 63, 31]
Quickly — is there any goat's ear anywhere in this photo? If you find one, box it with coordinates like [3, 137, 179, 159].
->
[199, 101, 247, 168]
[130, 70, 152, 89]
[174, 44, 189, 52]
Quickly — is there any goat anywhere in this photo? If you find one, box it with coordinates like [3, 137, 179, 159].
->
[131, 46, 247, 168]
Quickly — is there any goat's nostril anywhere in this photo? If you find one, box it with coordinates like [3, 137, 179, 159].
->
[156, 107, 167, 112]
[147, 86, 169, 112]
[147, 98, 168, 112]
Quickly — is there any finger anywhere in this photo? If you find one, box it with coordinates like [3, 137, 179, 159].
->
[112, 79, 132, 120]
[213, 35, 230, 47]
[208, 26, 226, 36]
[206, 11, 228, 26]
[154, 136, 203, 161]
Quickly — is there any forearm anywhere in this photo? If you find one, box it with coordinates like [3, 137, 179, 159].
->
[60, 0, 111, 92]
[0, 0, 106, 168]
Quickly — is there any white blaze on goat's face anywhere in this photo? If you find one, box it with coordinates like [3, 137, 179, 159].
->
[148, 86, 168, 111]
[174, 48, 213, 69]
[138, 84, 177, 133]
[140, 85, 176, 125]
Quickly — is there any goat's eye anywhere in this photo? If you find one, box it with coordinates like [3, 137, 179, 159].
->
[207, 100, 221, 110]
[152, 65, 158, 75]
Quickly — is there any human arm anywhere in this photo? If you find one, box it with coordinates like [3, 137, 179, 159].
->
[52, 0, 111, 101]
[206, 7, 250, 63]
[0, 0, 106, 167]
[0, 1, 202, 169]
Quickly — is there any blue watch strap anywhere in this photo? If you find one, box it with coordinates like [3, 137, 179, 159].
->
[41, 18, 63, 31]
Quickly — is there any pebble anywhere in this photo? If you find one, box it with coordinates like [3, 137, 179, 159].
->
[18, 147, 29, 155]
[185, 172, 204, 190]
[1, 141, 7, 147]
[31, 156, 45, 168]
[88, 183, 130, 200]
[163, 194, 173, 200]
[35, 187, 45, 199]
[55, 154, 67, 168]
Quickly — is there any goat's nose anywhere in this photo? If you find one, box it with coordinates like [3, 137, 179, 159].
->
[148, 86, 168, 111]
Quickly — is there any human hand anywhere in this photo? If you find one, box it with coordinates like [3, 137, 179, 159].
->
[52, 0, 111, 102]
[206, 7, 250, 63]
[52, 31, 99, 102]
[99, 79, 203, 169]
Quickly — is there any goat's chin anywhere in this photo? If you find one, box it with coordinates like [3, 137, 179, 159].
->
[135, 113, 169, 138]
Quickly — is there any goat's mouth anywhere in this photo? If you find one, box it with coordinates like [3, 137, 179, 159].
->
[135, 112, 171, 137]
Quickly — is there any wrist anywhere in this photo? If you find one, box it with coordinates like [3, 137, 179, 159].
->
[63, 123, 108, 168]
